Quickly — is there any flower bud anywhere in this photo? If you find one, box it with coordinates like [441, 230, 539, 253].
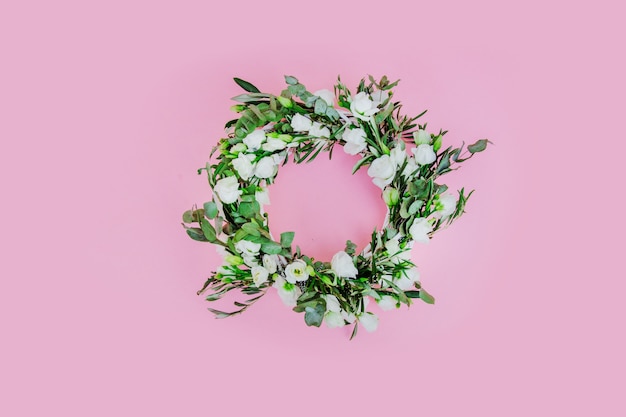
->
[225, 255, 244, 266]
[276, 96, 293, 108]
[229, 143, 247, 154]
[230, 104, 246, 112]
[413, 129, 431, 145]
[433, 135, 443, 152]
[382, 187, 400, 206]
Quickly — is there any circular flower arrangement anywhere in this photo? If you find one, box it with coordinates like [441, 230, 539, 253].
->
[182, 75, 489, 338]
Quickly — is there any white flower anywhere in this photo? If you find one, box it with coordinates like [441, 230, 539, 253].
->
[285, 259, 309, 283]
[412, 144, 437, 165]
[235, 239, 261, 257]
[242, 255, 259, 268]
[409, 217, 432, 244]
[323, 294, 341, 313]
[331, 251, 358, 278]
[262, 137, 287, 152]
[395, 267, 420, 290]
[438, 193, 457, 218]
[213, 176, 242, 204]
[254, 156, 277, 179]
[341, 310, 357, 324]
[230, 143, 247, 154]
[350, 92, 379, 121]
[262, 254, 277, 274]
[290, 114, 313, 132]
[370, 90, 389, 106]
[358, 312, 379, 332]
[342, 127, 367, 155]
[272, 152, 287, 165]
[231, 153, 256, 181]
[378, 295, 397, 311]
[273, 275, 301, 307]
[384, 236, 412, 262]
[325, 311, 345, 328]
[413, 129, 432, 145]
[367, 155, 396, 188]
[251, 266, 269, 287]
[309, 122, 331, 138]
[401, 156, 419, 178]
[255, 188, 271, 206]
[243, 130, 266, 151]
[314, 89, 335, 106]
[390, 145, 406, 167]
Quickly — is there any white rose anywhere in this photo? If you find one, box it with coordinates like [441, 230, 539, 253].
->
[235, 239, 261, 257]
[284, 259, 309, 283]
[401, 156, 419, 178]
[370, 90, 389, 106]
[342, 127, 367, 155]
[290, 114, 313, 132]
[273, 275, 302, 307]
[367, 155, 396, 188]
[377, 295, 398, 311]
[409, 217, 432, 244]
[314, 89, 335, 106]
[350, 92, 379, 121]
[384, 236, 411, 262]
[262, 254, 277, 274]
[243, 130, 266, 151]
[262, 137, 287, 152]
[231, 153, 256, 180]
[358, 312, 379, 332]
[390, 145, 406, 167]
[272, 152, 287, 165]
[251, 266, 269, 287]
[323, 294, 341, 313]
[331, 251, 358, 278]
[325, 311, 345, 328]
[395, 267, 420, 290]
[412, 144, 437, 165]
[309, 122, 331, 138]
[255, 188, 271, 206]
[413, 129, 432, 145]
[254, 156, 277, 179]
[438, 193, 457, 218]
[341, 310, 357, 324]
[213, 176, 242, 204]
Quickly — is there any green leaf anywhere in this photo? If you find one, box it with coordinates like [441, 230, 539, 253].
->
[261, 241, 283, 254]
[238, 201, 260, 218]
[201, 219, 217, 242]
[408, 200, 423, 215]
[304, 303, 325, 327]
[468, 139, 489, 153]
[314, 98, 328, 115]
[419, 288, 436, 304]
[203, 201, 218, 219]
[241, 222, 261, 237]
[280, 231, 295, 248]
[233, 77, 260, 93]
[186, 227, 208, 242]
[284, 75, 299, 85]
[405, 290, 421, 298]
[182, 210, 194, 223]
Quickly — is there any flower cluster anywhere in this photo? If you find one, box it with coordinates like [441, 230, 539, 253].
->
[182, 75, 489, 338]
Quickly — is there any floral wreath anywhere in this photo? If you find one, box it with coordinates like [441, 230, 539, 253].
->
[182, 75, 489, 338]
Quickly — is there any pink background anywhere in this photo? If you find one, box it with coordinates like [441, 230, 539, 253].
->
[2, 0, 624, 415]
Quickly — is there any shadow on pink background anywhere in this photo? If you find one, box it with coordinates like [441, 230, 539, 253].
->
[1, 0, 624, 416]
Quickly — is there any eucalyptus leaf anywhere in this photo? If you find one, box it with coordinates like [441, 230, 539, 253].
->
[280, 231, 295, 248]
[201, 219, 217, 242]
[203, 201, 218, 219]
[468, 139, 489, 153]
[261, 241, 283, 254]
[304, 303, 325, 327]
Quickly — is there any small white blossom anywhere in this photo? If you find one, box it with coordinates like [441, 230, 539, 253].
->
[251, 266, 269, 287]
[384, 236, 412, 262]
[231, 153, 256, 181]
[213, 176, 242, 204]
[262, 254, 277, 274]
[314, 89, 335, 106]
[413, 129, 432, 145]
[409, 217, 432, 244]
[309, 122, 331, 138]
[323, 294, 341, 313]
[395, 267, 420, 290]
[438, 194, 457, 218]
[401, 156, 419, 178]
[331, 251, 358, 278]
[325, 311, 345, 328]
[262, 137, 287, 152]
[350, 92, 379, 121]
[243, 130, 266, 151]
[235, 239, 261, 257]
[390, 145, 406, 167]
[367, 155, 396, 188]
[290, 114, 313, 132]
[342, 127, 367, 155]
[285, 259, 309, 283]
[377, 295, 398, 311]
[230, 143, 247, 154]
[412, 144, 437, 165]
[341, 310, 357, 324]
[273, 275, 301, 307]
[254, 156, 277, 179]
[370, 90, 389, 106]
[358, 312, 379, 332]
[255, 188, 271, 206]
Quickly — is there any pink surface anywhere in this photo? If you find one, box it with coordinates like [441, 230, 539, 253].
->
[1, 0, 624, 416]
